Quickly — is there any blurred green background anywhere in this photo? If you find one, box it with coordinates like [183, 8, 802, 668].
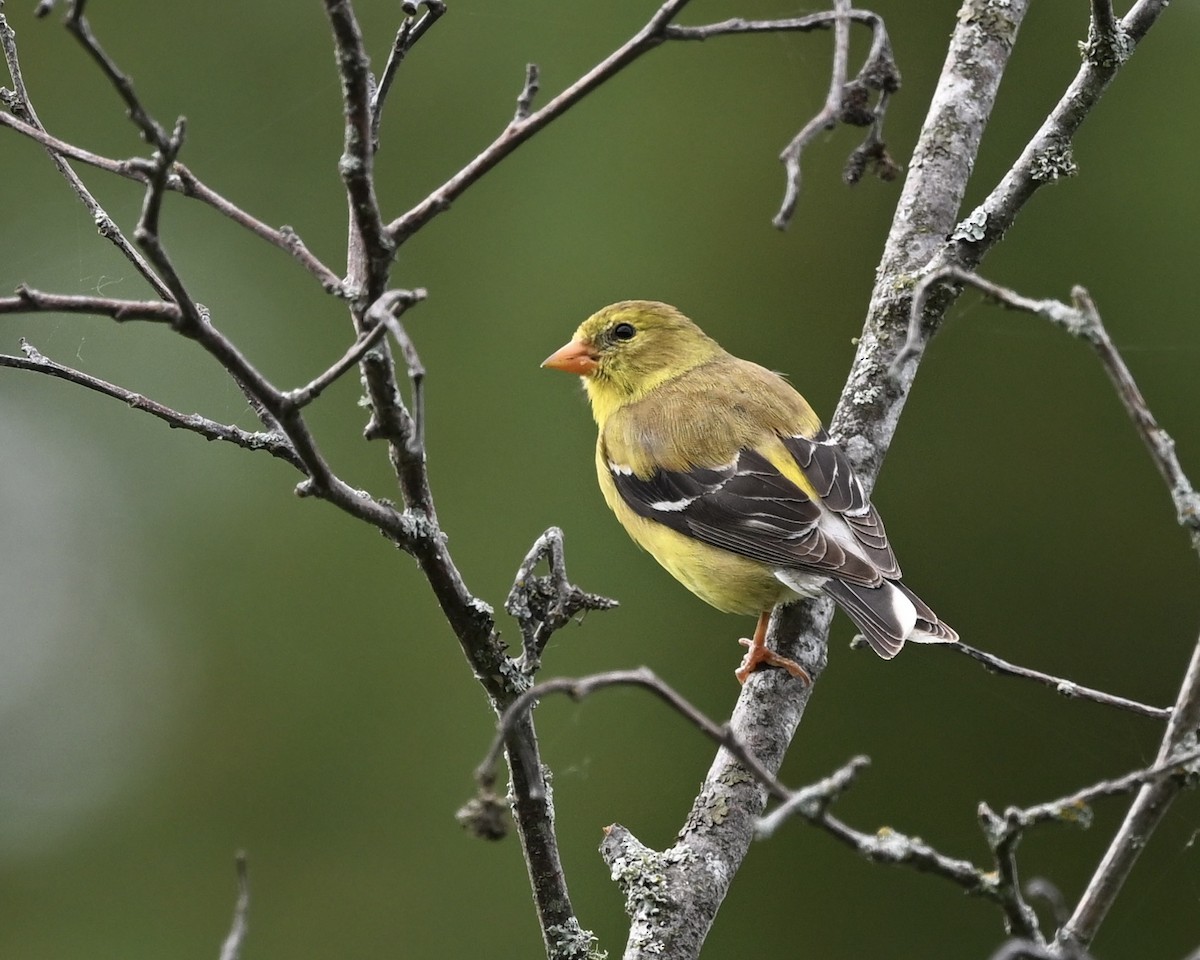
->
[1, 1, 1197, 957]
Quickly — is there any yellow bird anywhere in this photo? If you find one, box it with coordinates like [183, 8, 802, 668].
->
[543, 300, 956, 683]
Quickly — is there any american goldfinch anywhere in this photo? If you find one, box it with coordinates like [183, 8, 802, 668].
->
[543, 300, 956, 683]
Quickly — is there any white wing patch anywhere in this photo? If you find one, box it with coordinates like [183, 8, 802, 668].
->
[648, 497, 695, 512]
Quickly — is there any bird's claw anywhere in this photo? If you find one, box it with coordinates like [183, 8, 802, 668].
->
[735, 636, 812, 685]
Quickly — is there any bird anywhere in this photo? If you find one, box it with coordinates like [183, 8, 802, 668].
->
[542, 300, 957, 684]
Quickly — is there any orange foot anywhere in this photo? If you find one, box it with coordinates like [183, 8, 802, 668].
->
[735, 611, 812, 685]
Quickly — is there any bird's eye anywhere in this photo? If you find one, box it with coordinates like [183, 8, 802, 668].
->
[612, 322, 636, 341]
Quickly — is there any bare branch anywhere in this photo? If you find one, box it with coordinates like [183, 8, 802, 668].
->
[0, 112, 344, 293]
[0, 106, 129, 171]
[285, 288, 426, 410]
[387, 0, 695, 244]
[903, 269, 1200, 557]
[171, 165, 344, 293]
[754, 755, 868, 839]
[217, 852, 250, 960]
[659, 8, 903, 208]
[0, 340, 302, 468]
[1058, 634, 1200, 954]
[0, 286, 181, 323]
[0, 6, 170, 298]
[474, 669, 792, 802]
[389, 3, 903, 243]
[323, 0, 394, 289]
[379, 309, 427, 454]
[940, 0, 1167, 270]
[505, 527, 618, 674]
[371, 0, 446, 145]
[477, 668, 1011, 929]
[60, 0, 169, 149]
[133, 117, 199, 323]
[662, 8, 883, 40]
[983, 744, 1200, 843]
[936, 640, 1171, 720]
[774, 0, 851, 229]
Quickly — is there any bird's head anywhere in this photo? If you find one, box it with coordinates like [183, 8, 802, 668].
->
[542, 301, 724, 418]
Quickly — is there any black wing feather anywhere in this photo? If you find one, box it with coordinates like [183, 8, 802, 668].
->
[609, 442, 881, 585]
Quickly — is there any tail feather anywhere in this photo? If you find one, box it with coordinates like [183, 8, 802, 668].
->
[822, 579, 957, 660]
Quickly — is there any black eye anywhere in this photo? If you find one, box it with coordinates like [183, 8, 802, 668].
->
[612, 322, 636, 341]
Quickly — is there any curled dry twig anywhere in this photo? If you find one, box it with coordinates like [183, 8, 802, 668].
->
[506, 527, 619, 674]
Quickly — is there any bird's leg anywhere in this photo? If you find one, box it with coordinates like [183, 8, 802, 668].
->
[736, 610, 812, 685]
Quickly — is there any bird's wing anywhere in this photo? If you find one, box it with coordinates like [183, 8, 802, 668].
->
[606, 429, 899, 586]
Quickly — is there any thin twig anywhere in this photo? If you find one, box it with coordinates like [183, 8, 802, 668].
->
[986, 744, 1200, 841]
[0, 340, 302, 468]
[133, 117, 198, 322]
[217, 852, 250, 960]
[667, 5, 903, 227]
[755, 756, 868, 838]
[940, 640, 1171, 720]
[172, 165, 344, 293]
[285, 289, 426, 410]
[662, 8, 884, 40]
[902, 269, 1200, 557]
[475, 668, 791, 801]
[773, 0, 850, 229]
[62, 0, 169, 148]
[0, 6, 170, 298]
[0, 111, 343, 293]
[379, 311, 427, 454]
[387, 0, 695, 244]
[478, 668, 1009, 909]
[370, 0, 446, 146]
[0, 286, 181, 323]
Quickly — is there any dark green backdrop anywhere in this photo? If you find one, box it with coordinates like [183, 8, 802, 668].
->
[1, 2, 1197, 957]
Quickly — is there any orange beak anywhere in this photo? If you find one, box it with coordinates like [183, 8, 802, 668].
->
[541, 338, 599, 375]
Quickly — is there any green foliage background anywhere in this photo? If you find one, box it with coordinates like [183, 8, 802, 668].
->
[1, 2, 1197, 957]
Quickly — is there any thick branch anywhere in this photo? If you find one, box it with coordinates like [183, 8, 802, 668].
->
[323, 0, 394, 289]
[619, 5, 1032, 956]
[939, 0, 1168, 270]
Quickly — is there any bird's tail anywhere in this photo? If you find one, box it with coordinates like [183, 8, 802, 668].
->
[822, 579, 958, 660]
